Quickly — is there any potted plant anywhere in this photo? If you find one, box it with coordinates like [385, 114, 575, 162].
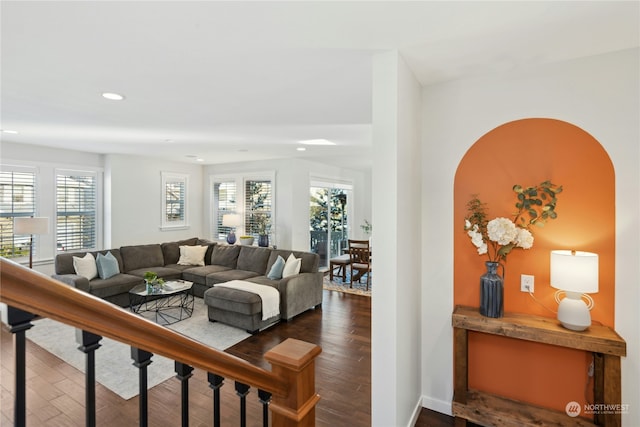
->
[143, 271, 164, 293]
[255, 213, 271, 247]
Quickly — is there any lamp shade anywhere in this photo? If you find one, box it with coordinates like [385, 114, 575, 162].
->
[550, 250, 598, 294]
[222, 214, 241, 227]
[14, 217, 49, 235]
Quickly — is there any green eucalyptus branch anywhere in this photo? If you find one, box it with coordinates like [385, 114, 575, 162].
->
[512, 180, 563, 228]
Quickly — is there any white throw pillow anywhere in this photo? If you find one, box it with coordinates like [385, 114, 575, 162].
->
[177, 245, 208, 266]
[282, 253, 302, 278]
[73, 253, 98, 280]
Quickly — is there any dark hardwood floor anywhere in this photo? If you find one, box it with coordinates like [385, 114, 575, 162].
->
[2, 289, 455, 426]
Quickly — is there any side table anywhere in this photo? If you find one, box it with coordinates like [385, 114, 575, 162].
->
[452, 305, 626, 427]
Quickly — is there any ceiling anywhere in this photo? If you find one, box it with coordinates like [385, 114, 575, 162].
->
[1, 1, 638, 170]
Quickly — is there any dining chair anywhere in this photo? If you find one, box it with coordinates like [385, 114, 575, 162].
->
[348, 239, 372, 290]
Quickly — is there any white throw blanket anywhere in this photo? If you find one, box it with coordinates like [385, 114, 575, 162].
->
[215, 280, 280, 320]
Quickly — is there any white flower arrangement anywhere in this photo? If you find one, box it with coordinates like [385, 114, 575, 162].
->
[464, 181, 562, 263]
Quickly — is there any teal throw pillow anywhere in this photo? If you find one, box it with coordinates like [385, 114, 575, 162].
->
[267, 255, 286, 280]
[96, 251, 120, 280]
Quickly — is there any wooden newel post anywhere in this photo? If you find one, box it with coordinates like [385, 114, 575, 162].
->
[265, 338, 322, 427]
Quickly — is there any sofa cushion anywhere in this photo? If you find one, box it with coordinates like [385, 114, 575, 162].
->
[88, 273, 143, 299]
[282, 253, 302, 278]
[181, 265, 232, 285]
[211, 245, 241, 268]
[55, 249, 125, 276]
[121, 244, 164, 272]
[178, 245, 208, 266]
[205, 270, 261, 286]
[267, 250, 319, 274]
[96, 251, 120, 280]
[267, 255, 285, 280]
[73, 253, 98, 280]
[161, 237, 199, 265]
[237, 246, 271, 274]
[203, 286, 263, 316]
[126, 266, 183, 281]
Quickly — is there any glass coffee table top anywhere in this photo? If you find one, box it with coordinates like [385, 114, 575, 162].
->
[129, 279, 194, 325]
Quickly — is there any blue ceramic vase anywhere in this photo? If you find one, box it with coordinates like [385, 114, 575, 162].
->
[480, 261, 504, 318]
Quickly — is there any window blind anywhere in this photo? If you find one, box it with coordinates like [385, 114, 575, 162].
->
[0, 169, 36, 258]
[165, 180, 185, 222]
[56, 172, 96, 251]
[245, 179, 272, 237]
[213, 181, 237, 240]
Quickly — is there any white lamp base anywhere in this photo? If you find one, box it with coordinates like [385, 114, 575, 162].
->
[556, 291, 592, 331]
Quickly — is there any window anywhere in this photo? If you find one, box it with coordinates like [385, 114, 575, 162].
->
[245, 179, 272, 238]
[161, 172, 188, 229]
[0, 168, 36, 259]
[57, 171, 97, 251]
[213, 180, 237, 240]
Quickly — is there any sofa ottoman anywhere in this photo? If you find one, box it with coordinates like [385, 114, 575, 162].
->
[203, 280, 280, 334]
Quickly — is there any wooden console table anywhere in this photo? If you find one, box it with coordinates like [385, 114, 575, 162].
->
[452, 305, 626, 427]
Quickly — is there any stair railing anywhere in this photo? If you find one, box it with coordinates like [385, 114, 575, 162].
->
[0, 257, 321, 427]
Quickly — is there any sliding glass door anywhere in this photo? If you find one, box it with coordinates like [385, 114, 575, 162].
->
[309, 183, 351, 268]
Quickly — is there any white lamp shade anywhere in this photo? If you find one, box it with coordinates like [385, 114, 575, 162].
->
[14, 217, 49, 235]
[550, 250, 598, 294]
[222, 214, 241, 227]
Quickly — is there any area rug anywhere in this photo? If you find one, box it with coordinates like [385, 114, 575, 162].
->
[323, 273, 371, 297]
[26, 297, 250, 400]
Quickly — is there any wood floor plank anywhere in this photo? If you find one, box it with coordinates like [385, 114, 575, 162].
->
[2, 289, 457, 426]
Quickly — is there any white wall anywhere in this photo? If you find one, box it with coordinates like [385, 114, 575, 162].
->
[371, 51, 423, 427]
[420, 48, 640, 426]
[205, 158, 371, 251]
[105, 154, 204, 247]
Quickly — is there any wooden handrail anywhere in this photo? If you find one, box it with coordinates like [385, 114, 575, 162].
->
[0, 258, 290, 396]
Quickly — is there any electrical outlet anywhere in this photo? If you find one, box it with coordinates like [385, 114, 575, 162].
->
[521, 274, 534, 293]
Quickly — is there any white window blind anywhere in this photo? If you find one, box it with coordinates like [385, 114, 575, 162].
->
[213, 180, 237, 240]
[0, 169, 36, 258]
[245, 179, 272, 238]
[161, 172, 188, 229]
[56, 171, 96, 251]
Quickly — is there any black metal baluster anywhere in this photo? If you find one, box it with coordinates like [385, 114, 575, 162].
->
[131, 348, 153, 427]
[175, 362, 193, 427]
[235, 382, 250, 427]
[76, 330, 102, 427]
[207, 373, 224, 427]
[7, 307, 35, 427]
[258, 389, 271, 427]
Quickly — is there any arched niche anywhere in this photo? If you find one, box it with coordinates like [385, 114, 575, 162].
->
[453, 117, 615, 412]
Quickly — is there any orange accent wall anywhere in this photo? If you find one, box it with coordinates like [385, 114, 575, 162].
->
[454, 118, 615, 412]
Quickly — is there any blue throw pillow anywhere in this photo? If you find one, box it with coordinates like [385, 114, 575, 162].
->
[96, 251, 120, 280]
[267, 255, 286, 280]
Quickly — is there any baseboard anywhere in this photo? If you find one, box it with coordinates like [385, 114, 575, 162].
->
[408, 397, 423, 427]
[421, 394, 452, 417]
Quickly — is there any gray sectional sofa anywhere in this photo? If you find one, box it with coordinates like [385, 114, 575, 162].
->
[53, 238, 323, 325]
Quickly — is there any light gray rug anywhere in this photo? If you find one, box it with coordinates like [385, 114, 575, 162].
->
[26, 297, 250, 400]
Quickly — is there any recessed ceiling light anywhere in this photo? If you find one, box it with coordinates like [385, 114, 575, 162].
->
[196, 158, 204, 162]
[299, 139, 335, 146]
[1, 129, 19, 134]
[102, 92, 125, 101]
[297, 147, 307, 151]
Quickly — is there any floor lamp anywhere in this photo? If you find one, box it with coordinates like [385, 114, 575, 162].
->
[14, 217, 50, 269]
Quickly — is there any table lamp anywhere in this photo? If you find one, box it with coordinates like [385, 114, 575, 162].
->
[222, 214, 241, 244]
[14, 216, 50, 269]
[550, 250, 599, 331]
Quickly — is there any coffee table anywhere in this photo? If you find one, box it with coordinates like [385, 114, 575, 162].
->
[129, 279, 194, 325]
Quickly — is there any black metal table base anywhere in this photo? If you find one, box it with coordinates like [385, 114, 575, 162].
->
[129, 291, 194, 325]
